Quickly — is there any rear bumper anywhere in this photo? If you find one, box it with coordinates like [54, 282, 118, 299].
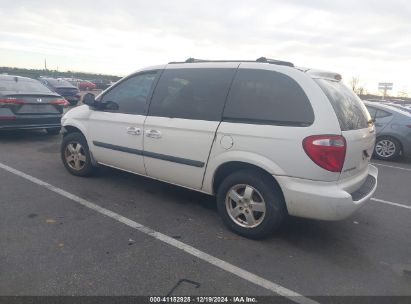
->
[0, 115, 61, 130]
[276, 165, 378, 221]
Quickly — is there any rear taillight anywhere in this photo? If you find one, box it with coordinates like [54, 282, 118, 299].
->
[406, 125, 411, 129]
[0, 98, 25, 104]
[303, 135, 346, 172]
[49, 99, 70, 106]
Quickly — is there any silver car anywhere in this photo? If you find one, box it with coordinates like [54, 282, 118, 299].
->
[364, 101, 411, 160]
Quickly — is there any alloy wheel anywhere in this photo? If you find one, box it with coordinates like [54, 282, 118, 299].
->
[375, 139, 396, 158]
[225, 184, 266, 228]
[64, 142, 87, 171]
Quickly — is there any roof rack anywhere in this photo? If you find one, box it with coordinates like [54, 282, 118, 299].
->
[169, 57, 294, 67]
[255, 57, 294, 67]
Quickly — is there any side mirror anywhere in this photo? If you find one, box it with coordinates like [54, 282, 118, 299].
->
[82, 93, 96, 106]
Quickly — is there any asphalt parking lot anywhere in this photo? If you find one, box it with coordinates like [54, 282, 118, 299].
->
[0, 127, 410, 301]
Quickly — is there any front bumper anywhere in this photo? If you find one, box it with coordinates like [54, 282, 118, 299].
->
[276, 165, 378, 221]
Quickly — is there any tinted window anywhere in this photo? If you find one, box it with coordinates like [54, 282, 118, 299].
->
[223, 69, 314, 126]
[101, 71, 158, 114]
[315, 79, 371, 131]
[376, 109, 392, 118]
[0, 78, 52, 93]
[365, 106, 377, 118]
[148, 68, 236, 121]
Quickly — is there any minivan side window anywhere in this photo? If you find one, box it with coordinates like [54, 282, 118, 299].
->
[223, 69, 314, 126]
[101, 71, 158, 115]
[148, 68, 236, 121]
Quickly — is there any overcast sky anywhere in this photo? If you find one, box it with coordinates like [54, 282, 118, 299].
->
[0, 0, 410, 95]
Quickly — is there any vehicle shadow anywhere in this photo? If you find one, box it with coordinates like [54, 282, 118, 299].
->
[372, 155, 411, 165]
[97, 165, 369, 264]
[82, 166, 385, 287]
[97, 165, 217, 211]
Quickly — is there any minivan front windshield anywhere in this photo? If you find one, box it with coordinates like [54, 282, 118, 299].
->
[315, 79, 371, 131]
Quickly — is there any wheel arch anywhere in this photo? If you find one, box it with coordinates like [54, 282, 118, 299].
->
[61, 123, 97, 165]
[61, 119, 89, 140]
[62, 125, 84, 136]
[209, 161, 288, 214]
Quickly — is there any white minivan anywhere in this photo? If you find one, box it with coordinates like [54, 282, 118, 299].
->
[60, 57, 378, 238]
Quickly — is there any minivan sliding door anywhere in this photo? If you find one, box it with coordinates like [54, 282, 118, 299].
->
[143, 65, 237, 189]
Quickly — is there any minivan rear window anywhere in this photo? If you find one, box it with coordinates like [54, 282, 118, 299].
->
[223, 69, 314, 126]
[315, 79, 371, 131]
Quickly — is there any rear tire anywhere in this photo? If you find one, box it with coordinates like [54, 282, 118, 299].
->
[216, 170, 287, 239]
[61, 132, 95, 176]
[374, 136, 401, 161]
[46, 127, 61, 135]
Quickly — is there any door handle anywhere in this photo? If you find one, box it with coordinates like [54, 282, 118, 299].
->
[126, 126, 141, 135]
[146, 129, 162, 139]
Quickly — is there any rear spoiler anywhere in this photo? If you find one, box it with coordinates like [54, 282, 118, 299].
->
[305, 69, 342, 81]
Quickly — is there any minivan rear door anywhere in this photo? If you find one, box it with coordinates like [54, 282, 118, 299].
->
[315, 79, 375, 181]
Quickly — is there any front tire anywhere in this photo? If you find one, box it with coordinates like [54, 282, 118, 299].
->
[374, 136, 401, 161]
[216, 170, 287, 239]
[61, 132, 95, 176]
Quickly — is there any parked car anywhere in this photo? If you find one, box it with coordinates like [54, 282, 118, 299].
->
[91, 79, 112, 90]
[386, 103, 411, 114]
[60, 77, 81, 86]
[0, 75, 68, 134]
[78, 80, 97, 91]
[388, 99, 411, 106]
[60, 57, 378, 238]
[365, 98, 384, 103]
[39, 78, 80, 106]
[363, 101, 411, 160]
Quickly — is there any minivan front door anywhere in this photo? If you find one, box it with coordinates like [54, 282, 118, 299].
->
[143, 65, 237, 189]
[88, 70, 159, 174]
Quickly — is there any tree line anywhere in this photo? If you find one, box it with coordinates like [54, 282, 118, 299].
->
[0, 67, 122, 82]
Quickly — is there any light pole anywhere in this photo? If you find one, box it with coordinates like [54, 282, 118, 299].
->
[378, 82, 393, 101]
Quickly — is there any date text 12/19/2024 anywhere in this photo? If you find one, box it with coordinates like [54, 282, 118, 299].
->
[149, 296, 258, 303]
